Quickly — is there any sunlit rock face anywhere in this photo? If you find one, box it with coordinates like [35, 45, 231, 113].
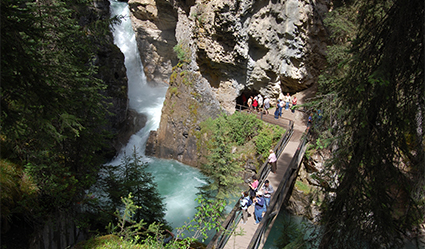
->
[196, 0, 329, 109]
[129, 0, 329, 109]
[132, 0, 330, 166]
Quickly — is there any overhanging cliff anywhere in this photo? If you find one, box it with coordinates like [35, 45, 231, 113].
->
[129, 0, 330, 166]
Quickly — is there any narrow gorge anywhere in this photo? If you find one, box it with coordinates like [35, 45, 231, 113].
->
[127, 0, 330, 167]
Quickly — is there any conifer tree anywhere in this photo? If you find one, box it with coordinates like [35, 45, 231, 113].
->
[102, 150, 168, 227]
[313, 0, 424, 248]
[0, 0, 116, 227]
[201, 115, 244, 200]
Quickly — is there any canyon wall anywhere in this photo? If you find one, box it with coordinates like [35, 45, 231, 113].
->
[129, 0, 330, 166]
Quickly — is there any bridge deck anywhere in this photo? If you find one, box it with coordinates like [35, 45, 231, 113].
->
[224, 109, 307, 249]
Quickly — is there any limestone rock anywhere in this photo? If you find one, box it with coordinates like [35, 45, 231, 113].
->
[128, 0, 179, 84]
[145, 64, 222, 167]
[138, 0, 330, 165]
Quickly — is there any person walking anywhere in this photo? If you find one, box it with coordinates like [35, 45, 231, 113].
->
[253, 191, 266, 224]
[239, 191, 251, 224]
[247, 96, 253, 113]
[252, 96, 258, 112]
[307, 113, 313, 130]
[291, 96, 297, 113]
[249, 175, 259, 198]
[284, 93, 291, 111]
[274, 100, 280, 119]
[278, 99, 284, 118]
[264, 96, 270, 114]
[257, 94, 263, 109]
[261, 180, 274, 208]
[242, 94, 247, 107]
[268, 149, 277, 173]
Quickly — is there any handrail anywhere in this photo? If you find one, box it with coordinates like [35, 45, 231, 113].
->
[206, 120, 295, 249]
[247, 131, 310, 249]
[257, 120, 294, 185]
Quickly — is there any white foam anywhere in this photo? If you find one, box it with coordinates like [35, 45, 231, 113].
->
[106, 0, 207, 232]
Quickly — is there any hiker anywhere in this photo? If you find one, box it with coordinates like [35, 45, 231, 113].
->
[261, 180, 274, 208]
[239, 191, 251, 224]
[278, 99, 284, 117]
[252, 96, 258, 112]
[247, 96, 253, 113]
[253, 191, 266, 224]
[291, 96, 297, 113]
[268, 149, 277, 173]
[264, 96, 270, 114]
[257, 94, 263, 109]
[284, 93, 291, 110]
[249, 175, 259, 198]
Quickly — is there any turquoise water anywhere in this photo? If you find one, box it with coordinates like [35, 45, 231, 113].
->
[263, 210, 315, 249]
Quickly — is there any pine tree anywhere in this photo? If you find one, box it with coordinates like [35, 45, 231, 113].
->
[200, 115, 244, 200]
[103, 150, 168, 227]
[313, 0, 424, 248]
[0, 0, 115, 224]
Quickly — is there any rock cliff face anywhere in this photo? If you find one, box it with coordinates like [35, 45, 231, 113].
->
[146, 65, 222, 166]
[129, 0, 179, 84]
[129, 0, 330, 166]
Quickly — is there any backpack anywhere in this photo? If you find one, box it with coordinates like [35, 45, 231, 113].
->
[240, 197, 248, 208]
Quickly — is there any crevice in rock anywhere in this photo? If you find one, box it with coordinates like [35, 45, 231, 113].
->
[248, 36, 269, 61]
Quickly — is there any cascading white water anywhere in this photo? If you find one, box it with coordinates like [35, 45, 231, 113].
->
[108, 0, 206, 231]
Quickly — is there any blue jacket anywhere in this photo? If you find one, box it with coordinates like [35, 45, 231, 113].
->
[255, 196, 265, 208]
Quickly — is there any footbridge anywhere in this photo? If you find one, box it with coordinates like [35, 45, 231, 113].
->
[206, 107, 310, 249]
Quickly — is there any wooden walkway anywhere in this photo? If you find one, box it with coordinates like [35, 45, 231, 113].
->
[223, 109, 307, 249]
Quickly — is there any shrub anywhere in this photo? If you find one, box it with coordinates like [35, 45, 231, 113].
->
[169, 87, 178, 96]
[254, 124, 285, 155]
[173, 42, 191, 64]
[227, 111, 263, 145]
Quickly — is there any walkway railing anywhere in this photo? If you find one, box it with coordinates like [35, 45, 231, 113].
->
[235, 104, 268, 121]
[206, 120, 295, 249]
[247, 131, 310, 249]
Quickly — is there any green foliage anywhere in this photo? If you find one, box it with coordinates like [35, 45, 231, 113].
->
[315, 3, 359, 103]
[169, 87, 179, 96]
[0, 160, 39, 221]
[96, 149, 168, 230]
[295, 180, 311, 195]
[173, 42, 191, 64]
[177, 197, 226, 243]
[24, 161, 78, 213]
[198, 112, 285, 199]
[227, 111, 263, 145]
[1, 0, 114, 223]
[106, 193, 147, 242]
[254, 124, 285, 155]
[312, 0, 425, 248]
[74, 235, 135, 249]
[200, 114, 244, 199]
[76, 181, 229, 249]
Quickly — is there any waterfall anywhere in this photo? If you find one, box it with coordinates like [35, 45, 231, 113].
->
[107, 0, 206, 231]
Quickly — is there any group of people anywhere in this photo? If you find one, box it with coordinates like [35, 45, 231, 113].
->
[274, 93, 297, 119]
[244, 92, 298, 118]
[240, 177, 275, 225]
[247, 94, 271, 114]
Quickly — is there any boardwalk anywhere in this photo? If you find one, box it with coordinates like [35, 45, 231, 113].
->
[223, 109, 308, 249]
